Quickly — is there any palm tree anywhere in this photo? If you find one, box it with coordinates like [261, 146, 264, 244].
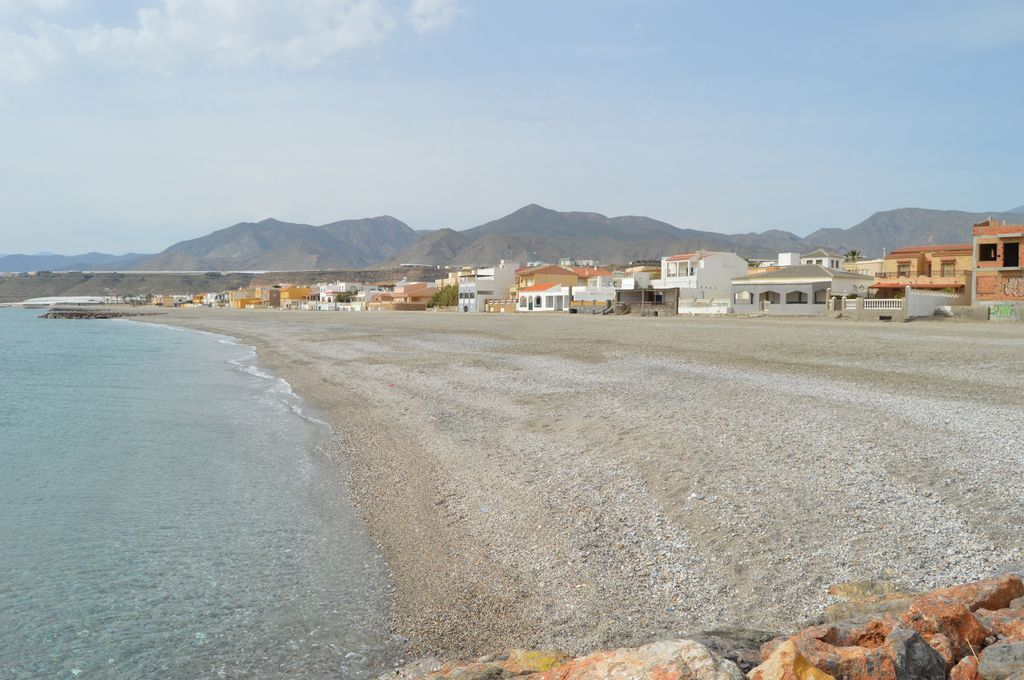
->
[844, 250, 862, 263]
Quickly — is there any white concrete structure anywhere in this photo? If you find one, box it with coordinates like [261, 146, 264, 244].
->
[800, 249, 843, 269]
[657, 251, 749, 305]
[778, 252, 801, 267]
[458, 260, 519, 312]
[517, 283, 570, 311]
[570, 275, 617, 307]
[318, 281, 376, 304]
[731, 264, 873, 316]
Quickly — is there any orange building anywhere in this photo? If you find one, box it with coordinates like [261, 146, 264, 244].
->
[870, 244, 973, 299]
[973, 218, 1024, 303]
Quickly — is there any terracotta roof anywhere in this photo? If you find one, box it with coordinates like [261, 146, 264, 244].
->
[519, 282, 563, 293]
[517, 265, 575, 277]
[886, 243, 972, 257]
[570, 267, 613, 278]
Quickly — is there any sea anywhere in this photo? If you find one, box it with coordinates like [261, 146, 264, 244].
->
[0, 309, 399, 678]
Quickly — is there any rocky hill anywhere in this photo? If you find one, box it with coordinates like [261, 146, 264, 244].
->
[131, 216, 419, 271]
[385, 204, 1023, 266]
[8, 203, 1024, 273]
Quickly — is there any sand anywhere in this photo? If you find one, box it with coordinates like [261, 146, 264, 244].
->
[141, 309, 1024, 658]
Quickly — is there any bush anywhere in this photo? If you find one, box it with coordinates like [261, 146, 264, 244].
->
[428, 285, 458, 308]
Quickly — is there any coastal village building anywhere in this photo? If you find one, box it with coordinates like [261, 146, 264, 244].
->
[517, 283, 570, 311]
[973, 218, 1024, 304]
[511, 265, 580, 301]
[229, 288, 261, 309]
[656, 251, 748, 302]
[870, 244, 973, 300]
[457, 260, 518, 313]
[842, 258, 884, 277]
[800, 249, 844, 269]
[368, 282, 436, 311]
[731, 264, 873, 315]
[570, 274, 618, 311]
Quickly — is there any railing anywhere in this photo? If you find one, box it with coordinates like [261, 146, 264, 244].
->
[844, 299, 858, 310]
[863, 299, 903, 310]
[874, 270, 971, 279]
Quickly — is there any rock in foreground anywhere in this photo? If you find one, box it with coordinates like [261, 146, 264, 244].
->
[385, 575, 1024, 679]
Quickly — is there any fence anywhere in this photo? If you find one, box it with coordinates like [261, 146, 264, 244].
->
[863, 299, 903, 310]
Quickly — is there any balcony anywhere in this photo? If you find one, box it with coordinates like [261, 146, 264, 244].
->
[872, 270, 969, 291]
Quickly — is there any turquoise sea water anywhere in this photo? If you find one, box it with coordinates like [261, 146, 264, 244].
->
[0, 309, 398, 678]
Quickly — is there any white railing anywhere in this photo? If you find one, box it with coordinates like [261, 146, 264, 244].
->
[845, 299, 858, 310]
[863, 299, 903, 310]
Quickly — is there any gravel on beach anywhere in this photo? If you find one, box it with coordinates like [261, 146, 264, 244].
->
[143, 310, 1024, 658]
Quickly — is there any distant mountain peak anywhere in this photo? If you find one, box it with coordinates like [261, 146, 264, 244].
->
[1008, 204, 1024, 214]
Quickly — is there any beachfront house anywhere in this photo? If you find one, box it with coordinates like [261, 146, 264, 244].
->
[517, 283, 571, 311]
[871, 244, 973, 302]
[511, 265, 579, 303]
[731, 265, 873, 315]
[656, 252, 748, 309]
[457, 260, 519, 313]
[972, 218, 1024, 305]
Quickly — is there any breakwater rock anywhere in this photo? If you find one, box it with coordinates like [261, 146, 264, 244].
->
[382, 575, 1024, 680]
[40, 307, 163, 320]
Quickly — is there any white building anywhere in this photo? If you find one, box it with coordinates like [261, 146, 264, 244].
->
[570, 274, 617, 308]
[800, 249, 843, 269]
[656, 251, 749, 302]
[517, 282, 570, 311]
[457, 260, 519, 312]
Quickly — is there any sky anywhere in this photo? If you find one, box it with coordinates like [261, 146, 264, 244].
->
[1, 0, 1022, 254]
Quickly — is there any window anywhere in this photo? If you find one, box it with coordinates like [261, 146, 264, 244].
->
[734, 290, 752, 303]
[785, 290, 808, 304]
[979, 243, 998, 262]
[814, 289, 828, 304]
[897, 263, 911, 277]
[1006, 242, 1020, 268]
[940, 261, 955, 277]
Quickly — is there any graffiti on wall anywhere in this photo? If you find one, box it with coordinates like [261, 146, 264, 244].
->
[990, 304, 1016, 321]
[1003, 276, 1024, 298]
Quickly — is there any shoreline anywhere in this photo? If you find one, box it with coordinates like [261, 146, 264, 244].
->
[133, 308, 1024, 659]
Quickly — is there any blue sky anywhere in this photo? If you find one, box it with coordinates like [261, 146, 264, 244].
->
[1, 0, 1022, 254]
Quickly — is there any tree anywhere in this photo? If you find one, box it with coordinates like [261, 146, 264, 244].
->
[428, 285, 458, 308]
[844, 250, 862, 263]
[333, 291, 356, 303]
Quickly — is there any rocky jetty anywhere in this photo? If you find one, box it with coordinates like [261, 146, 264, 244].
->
[40, 307, 163, 320]
[381, 575, 1024, 680]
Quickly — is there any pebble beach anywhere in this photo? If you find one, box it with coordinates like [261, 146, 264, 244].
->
[142, 309, 1024, 659]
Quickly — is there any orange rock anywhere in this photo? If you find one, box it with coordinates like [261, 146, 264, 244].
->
[921, 575, 1024, 612]
[976, 608, 1024, 640]
[901, 599, 988, 664]
[748, 640, 835, 680]
[531, 639, 744, 679]
[950, 655, 982, 680]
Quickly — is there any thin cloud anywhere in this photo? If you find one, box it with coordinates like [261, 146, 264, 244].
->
[0, 0, 462, 83]
[408, 0, 462, 34]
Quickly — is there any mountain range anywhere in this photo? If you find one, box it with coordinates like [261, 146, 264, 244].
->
[4, 204, 1024, 273]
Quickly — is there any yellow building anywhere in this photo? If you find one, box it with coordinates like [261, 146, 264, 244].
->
[510, 265, 584, 299]
[229, 288, 262, 309]
[842, 258, 884, 277]
[870, 244, 973, 299]
[277, 286, 313, 309]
